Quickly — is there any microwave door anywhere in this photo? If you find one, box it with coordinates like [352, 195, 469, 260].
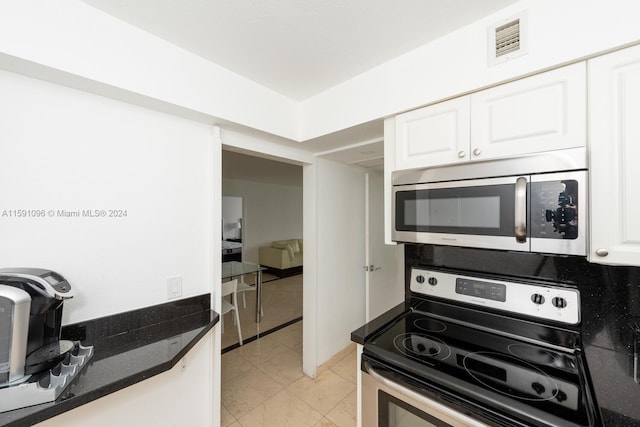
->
[529, 171, 587, 256]
[393, 176, 531, 252]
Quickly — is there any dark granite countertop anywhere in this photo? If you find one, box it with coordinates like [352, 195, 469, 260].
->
[351, 301, 410, 345]
[0, 294, 218, 427]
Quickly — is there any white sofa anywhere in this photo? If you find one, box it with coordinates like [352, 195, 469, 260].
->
[258, 239, 303, 277]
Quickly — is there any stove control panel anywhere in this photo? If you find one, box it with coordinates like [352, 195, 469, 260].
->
[410, 268, 580, 324]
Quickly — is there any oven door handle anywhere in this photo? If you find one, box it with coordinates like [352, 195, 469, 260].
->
[515, 177, 527, 243]
[363, 361, 487, 426]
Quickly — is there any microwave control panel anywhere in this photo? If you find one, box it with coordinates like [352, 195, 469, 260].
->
[410, 268, 580, 325]
[530, 179, 580, 240]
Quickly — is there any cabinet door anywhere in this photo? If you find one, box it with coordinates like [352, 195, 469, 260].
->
[471, 62, 586, 160]
[394, 96, 470, 170]
[589, 45, 640, 266]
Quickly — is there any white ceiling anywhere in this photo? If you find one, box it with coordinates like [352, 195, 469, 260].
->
[81, 0, 518, 166]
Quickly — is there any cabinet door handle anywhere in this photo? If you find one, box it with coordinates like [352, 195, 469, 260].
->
[515, 177, 527, 243]
[472, 148, 481, 156]
[457, 150, 466, 158]
[595, 248, 609, 257]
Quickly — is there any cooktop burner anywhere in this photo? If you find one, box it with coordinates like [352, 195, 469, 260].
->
[414, 318, 447, 333]
[365, 310, 592, 425]
[462, 351, 559, 402]
[393, 333, 451, 361]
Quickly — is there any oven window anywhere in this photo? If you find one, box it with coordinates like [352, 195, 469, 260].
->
[379, 390, 452, 427]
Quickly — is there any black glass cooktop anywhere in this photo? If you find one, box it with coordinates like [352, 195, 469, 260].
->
[364, 310, 598, 426]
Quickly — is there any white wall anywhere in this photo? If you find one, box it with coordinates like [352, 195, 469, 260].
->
[314, 158, 367, 365]
[221, 128, 314, 165]
[0, 69, 214, 323]
[36, 333, 213, 427]
[222, 179, 302, 263]
[0, 69, 218, 425]
[0, 1, 299, 141]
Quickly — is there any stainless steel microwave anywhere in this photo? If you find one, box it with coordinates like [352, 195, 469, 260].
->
[392, 149, 588, 255]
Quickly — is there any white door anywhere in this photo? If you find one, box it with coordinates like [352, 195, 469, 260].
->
[589, 45, 640, 266]
[365, 171, 400, 321]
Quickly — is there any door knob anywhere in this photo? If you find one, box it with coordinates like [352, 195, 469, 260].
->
[595, 248, 609, 257]
[457, 150, 466, 158]
[472, 148, 482, 156]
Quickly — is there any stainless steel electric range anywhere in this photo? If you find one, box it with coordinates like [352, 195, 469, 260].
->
[353, 245, 608, 427]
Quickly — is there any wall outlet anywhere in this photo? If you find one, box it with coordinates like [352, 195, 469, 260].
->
[167, 275, 182, 300]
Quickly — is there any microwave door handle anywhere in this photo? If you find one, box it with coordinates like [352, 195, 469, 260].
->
[515, 177, 527, 243]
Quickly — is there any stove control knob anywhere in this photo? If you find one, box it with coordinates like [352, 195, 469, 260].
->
[428, 277, 438, 286]
[552, 297, 567, 309]
[416, 275, 425, 284]
[531, 293, 545, 305]
[556, 390, 567, 402]
[531, 382, 546, 395]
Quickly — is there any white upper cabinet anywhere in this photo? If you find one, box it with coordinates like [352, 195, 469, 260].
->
[394, 96, 470, 170]
[588, 45, 640, 266]
[471, 62, 587, 160]
[393, 62, 587, 171]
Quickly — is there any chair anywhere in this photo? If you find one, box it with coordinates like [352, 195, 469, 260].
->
[221, 279, 242, 345]
[236, 274, 264, 317]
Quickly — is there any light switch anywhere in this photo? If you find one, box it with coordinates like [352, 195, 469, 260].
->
[167, 275, 182, 300]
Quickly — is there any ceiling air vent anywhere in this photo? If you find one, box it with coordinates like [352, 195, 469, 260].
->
[488, 12, 528, 66]
[495, 20, 520, 57]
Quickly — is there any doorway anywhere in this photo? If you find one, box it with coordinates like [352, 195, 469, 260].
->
[220, 150, 304, 351]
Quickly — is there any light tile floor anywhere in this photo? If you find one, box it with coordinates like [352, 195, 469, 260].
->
[222, 273, 303, 350]
[221, 321, 357, 427]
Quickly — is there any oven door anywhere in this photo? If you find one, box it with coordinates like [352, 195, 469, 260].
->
[361, 361, 490, 427]
[393, 176, 526, 252]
